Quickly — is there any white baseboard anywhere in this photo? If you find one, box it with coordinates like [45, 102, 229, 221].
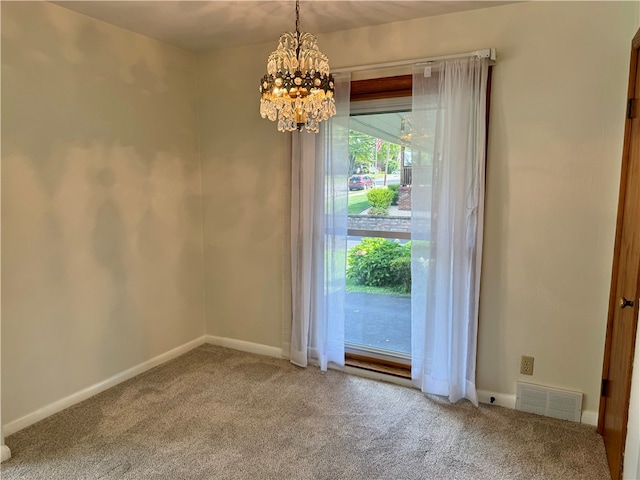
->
[477, 389, 598, 426]
[477, 389, 517, 409]
[580, 410, 598, 426]
[2, 333, 599, 441]
[204, 335, 283, 359]
[1, 445, 11, 463]
[3, 336, 206, 437]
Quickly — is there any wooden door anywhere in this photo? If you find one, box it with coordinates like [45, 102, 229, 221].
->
[598, 28, 640, 480]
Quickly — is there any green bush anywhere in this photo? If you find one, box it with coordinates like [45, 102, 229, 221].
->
[387, 184, 400, 206]
[390, 256, 411, 293]
[367, 188, 394, 215]
[347, 238, 411, 287]
[368, 206, 389, 216]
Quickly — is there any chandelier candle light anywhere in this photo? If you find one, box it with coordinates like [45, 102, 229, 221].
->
[259, 0, 336, 133]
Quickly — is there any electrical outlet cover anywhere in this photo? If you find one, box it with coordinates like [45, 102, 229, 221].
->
[520, 355, 534, 375]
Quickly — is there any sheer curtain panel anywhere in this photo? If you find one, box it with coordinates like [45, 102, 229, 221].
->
[411, 57, 489, 405]
[288, 73, 351, 370]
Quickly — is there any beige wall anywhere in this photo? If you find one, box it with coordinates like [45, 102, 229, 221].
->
[1, 2, 205, 425]
[198, 1, 636, 415]
[198, 48, 290, 348]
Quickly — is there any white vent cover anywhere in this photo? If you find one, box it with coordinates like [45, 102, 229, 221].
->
[516, 381, 583, 422]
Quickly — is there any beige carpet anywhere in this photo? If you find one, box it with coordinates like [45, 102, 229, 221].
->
[2, 345, 611, 479]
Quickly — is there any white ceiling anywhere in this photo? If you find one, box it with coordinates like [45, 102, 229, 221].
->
[52, 1, 512, 52]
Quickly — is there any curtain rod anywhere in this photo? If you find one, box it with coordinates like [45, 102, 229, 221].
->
[331, 48, 496, 74]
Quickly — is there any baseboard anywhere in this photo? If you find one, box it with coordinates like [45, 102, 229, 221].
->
[580, 410, 598, 426]
[477, 389, 517, 409]
[2, 334, 598, 439]
[3, 336, 207, 437]
[204, 335, 283, 359]
[477, 389, 598, 426]
[1, 445, 11, 463]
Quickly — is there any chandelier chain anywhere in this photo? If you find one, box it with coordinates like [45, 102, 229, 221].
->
[295, 0, 300, 36]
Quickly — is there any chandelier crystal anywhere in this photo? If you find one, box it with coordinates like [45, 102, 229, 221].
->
[259, 0, 336, 133]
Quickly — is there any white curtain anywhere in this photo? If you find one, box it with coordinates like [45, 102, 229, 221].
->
[411, 57, 489, 405]
[288, 73, 351, 370]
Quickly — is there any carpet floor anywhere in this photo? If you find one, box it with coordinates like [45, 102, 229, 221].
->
[1, 345, 611, 479]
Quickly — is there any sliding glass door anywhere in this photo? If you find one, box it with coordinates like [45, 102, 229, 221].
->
[345, 98, 413, 372]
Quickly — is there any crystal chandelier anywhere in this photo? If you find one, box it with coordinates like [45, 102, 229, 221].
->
[259, 0, 336, 133]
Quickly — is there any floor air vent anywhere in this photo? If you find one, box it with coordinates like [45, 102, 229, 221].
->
[515, 381, 583, 422]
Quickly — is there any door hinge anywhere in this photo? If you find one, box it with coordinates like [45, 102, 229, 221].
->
[628, 98, 636, 119]
[601, 378, 609, 397]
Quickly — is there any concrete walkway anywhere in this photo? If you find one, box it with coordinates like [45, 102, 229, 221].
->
[344, 292, 411, 354]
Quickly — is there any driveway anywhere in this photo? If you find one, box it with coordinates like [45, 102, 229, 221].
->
[344, 292, 411, 354]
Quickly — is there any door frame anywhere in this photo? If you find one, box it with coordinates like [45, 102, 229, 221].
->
[597, 26, 640, 476]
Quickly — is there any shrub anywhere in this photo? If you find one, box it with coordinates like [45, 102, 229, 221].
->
[387, 184, 400, 205]
[368, 206, 389, 216]
[390, 256, 411, 293]
[367, 188, 394, 215]
[347, 238, 410, 287]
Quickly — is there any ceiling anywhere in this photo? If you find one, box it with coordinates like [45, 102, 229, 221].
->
[53, 1, 511, 52]
[351, 111, 409, 146]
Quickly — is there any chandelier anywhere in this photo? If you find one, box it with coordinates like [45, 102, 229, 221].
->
[259, 0, 336, 133]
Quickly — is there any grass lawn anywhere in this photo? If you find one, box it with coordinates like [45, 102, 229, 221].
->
[346, 277, 410, 297]
[348, 190, 370, 215]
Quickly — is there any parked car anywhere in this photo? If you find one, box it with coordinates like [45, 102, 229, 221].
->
[349, 175, 375, 191]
